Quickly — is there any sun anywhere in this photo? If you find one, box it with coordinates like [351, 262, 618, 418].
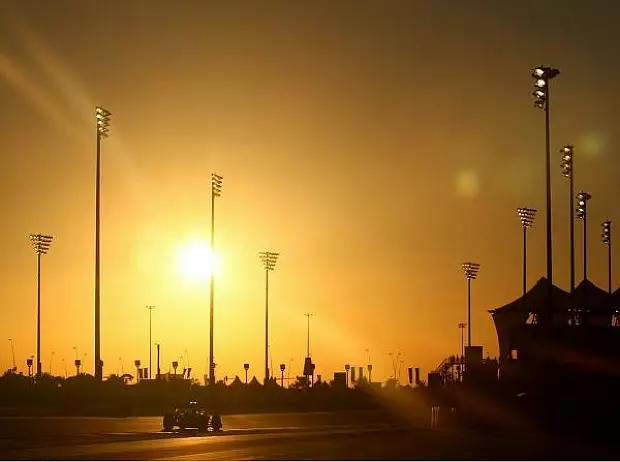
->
[176, 239, 221, 282]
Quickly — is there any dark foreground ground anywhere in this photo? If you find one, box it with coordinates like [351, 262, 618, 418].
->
[1, 410, 618, 460]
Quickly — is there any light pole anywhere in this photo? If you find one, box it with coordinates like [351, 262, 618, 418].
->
[288, 358, 293, 388]
[517, 208, 537, 317]
[72, 346, 80, 375]
[259, 251, 279, 384]
[280, 363, 285, 387]
[457, 322, 467, 358]
[94, 106, 111, 381]
[243, 363, 249, 384]
[389, 352, 401, 380]
[209, 173, 222, 386]
[532, 66, 560, 322]
[29, 234, 53, 379]
[134, 359, 141, 382]
[146, 305, 155, 379]
[365, 349, 372, 382]
[602, 221, 612, 294]
[462, 262, 481, 348]
[156, 343, 161, 378]
[8, 339, 16, 372]
[304, 312, 313, 358]
[576, 192, 592, 281]
[560, 145, 575, 293]
[269, 345, 273, 381]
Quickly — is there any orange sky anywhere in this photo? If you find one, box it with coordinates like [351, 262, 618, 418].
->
[1, 1, 619, 383]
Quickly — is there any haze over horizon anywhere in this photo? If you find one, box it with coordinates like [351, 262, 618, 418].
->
[1, 0, 619, 382]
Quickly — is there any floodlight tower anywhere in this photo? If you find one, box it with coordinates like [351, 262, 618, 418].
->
[532, 66, 560, 320]
[29, 234, 53, 378]
[209, 173, 223, 386]
[576, 192, 592, 281]
[8, 339, 16, 372]
[304, 312, 313, 358]
[259, 251, 279, 384]
[517, 208, 537, 314]
[94, 105, 111, 381]
[560, 145, 576, 293]
[602, 221, 612, 294]
[243, 363, 249, 384]
[279, 363, 286, 387]
[457, 322, 467, 358]
[462, 262, 481, 347]
[146, 305, 155, 379]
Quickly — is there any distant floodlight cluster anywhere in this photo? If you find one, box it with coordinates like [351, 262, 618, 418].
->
[23, 103, 299, 385]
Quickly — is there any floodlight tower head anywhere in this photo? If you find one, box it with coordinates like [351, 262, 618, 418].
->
[602, 221, 612, 246]
[211, 173, 223, 197]
[95, 106, 111, 138]
[560, 145, 573, 178]
[531, 66, 559, 110]
[576, 192, 592, 220]
[259, 251, 279, 271]
[462, 262, 481, 280]
[517, 208, 537, 229]
[29, 234, 53, 255]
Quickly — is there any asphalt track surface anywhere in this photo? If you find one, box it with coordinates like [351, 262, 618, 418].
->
[1, 410, 618, 460]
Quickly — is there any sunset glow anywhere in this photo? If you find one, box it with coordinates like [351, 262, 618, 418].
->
[175, 240, 221, 283]
[1, 1, 619, 384]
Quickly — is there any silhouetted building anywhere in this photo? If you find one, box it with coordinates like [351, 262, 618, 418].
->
[156, 372, 187, 382]
[489, 277, 620, 409]
[333, 372, 347, 389]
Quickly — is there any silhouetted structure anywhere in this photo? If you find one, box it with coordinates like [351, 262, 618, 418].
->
[94, 106, 111, 381]
[29, 234, 53, 379]
[209, 173, 223, 386]
[532, 65, 560, 314]
[490, 277, 620, 433]
[259, 251, 279, 383]
[560, 145, 576, 293]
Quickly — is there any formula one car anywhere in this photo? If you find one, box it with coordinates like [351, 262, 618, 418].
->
[162, 401, 222, 432]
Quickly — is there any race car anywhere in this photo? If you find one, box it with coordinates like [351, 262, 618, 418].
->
[162, 400, 223, 432]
